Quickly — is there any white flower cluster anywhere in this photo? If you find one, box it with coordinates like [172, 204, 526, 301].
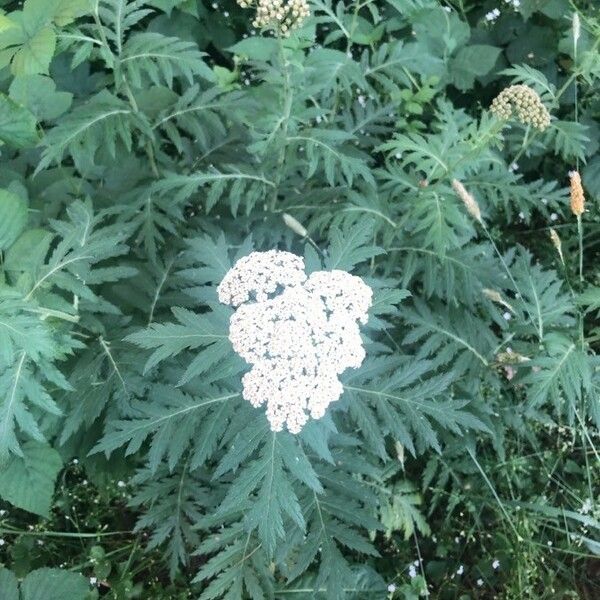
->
[485, 8, 500, 21]
[485, 0, 520, 22]
[218, 251, 372, 433]
[237, 0, 310, 35]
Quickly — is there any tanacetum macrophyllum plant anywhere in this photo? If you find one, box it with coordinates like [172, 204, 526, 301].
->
[0, 1, 598, 599]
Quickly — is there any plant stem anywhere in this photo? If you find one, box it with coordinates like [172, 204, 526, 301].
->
[480, 222, 540, 340]
[270, 37, 293, 212]
[577, 214, 583, 283]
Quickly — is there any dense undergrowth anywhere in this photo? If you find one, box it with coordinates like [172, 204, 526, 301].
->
[0, 0, 599, 598]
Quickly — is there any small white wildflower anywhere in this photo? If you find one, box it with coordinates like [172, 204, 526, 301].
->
[117, 480, 126, 488]
[485, 8, 500, 22]
[72, 458, 79, 465]
[503, 311, 512, 321]
[223, 10, 229, 16]
[36, 539, 44, 546]
[90, 577, 97, 585]
[456, 565, 464, 575]
[518, 211, 525, 220]
[0, 510, 6, 517]
[477, 578, 484, 586]
[492, 559, 500, 569]
[550, 213, 558, 221]
[387, 583, 396, 593]
[408, 564, 417, 578]
[0, 539, 5, 546]
[357, 94, 366, 107]
[443, 5, 451, 12]
[509, 161, 519, 172]
[580, 498, 593, 514]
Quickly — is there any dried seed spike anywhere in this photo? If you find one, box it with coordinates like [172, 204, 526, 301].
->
[549, 228, 564, 264]
[569, 170, 585, 217]
[452, 179, 482, 223]
[482, 288, 515, 313]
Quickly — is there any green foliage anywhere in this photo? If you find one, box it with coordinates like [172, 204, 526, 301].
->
[0, 441, 62, 517]
[0, 567, 89, 600]
[0, 0, 598, 598]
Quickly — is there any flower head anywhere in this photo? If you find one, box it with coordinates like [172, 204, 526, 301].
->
[490, 84, 551, 131]
[217, 250, 306, 306]
[237, 0, 310, 36]
[220, 251, 372, 433]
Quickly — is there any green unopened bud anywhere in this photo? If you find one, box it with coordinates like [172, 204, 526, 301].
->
[283, 213, 308, 238]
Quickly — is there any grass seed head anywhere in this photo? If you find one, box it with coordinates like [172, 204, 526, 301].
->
[569, 170, 585, 217]
[452, 179, 482, 223]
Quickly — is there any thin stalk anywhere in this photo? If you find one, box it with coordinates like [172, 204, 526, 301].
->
[577, 214, 583, 283]
[0, 527, 132, 539]
[270, 37, 293, 212]
[467, 446, 523, 542]
[480, 222, 540, 339]
[573, 16, 584, 285]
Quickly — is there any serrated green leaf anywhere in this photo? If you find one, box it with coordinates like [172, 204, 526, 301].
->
[0, 441, 62, 517]
[0, 93, 38, 147]
[0, 189, 28, 250]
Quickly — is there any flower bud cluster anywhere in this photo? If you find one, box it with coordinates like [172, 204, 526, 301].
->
[490, 84, 551, 131]
[219, 251, 372, 433]
[237, 0, 310, 35]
